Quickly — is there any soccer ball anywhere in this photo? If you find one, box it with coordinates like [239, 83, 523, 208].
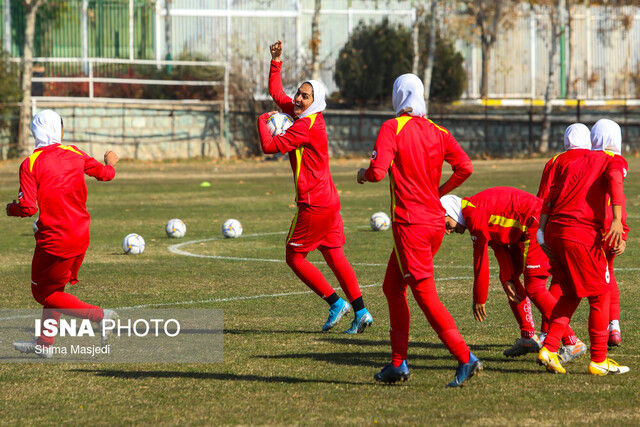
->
[266, 112, 294, 136]
[222, 219, 243, 238]
[165, 218, 186, 238]
[370, 211, 390, 231]
[32, 218, 38, 234]
[122, 233, 145, 255]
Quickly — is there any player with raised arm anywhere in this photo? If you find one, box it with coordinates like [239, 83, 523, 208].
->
[7, 110, 119, 358]
[590, 119, 629, 348]
[440, 188, 586, 363]
[256, 40, 373, 334]
[357, 73, 480, 387]
[536, 122, 628, 375]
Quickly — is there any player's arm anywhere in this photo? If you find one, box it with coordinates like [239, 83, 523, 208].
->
[6, 161, 38, 217]
[84, 149, 117, 181]
[536, 158, 555, 199]
[439, 133, 472, 197]
[268, 42, 295, 117]
[357, 121, 396, 184]
[604, 160, 625, 248]
[258, 112, 308, 155]
[471, 229, 491, 322]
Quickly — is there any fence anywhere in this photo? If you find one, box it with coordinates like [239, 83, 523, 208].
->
[2, 1, 639, 100]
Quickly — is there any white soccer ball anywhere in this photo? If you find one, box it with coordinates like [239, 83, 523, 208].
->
[370, 211, 391, 231]
[222, 219, 243, 238]
[122, 233, 145, 255]
[266, 112, 294, 136]
[165, 218, 186, 238]
[32, 218, 39, 234]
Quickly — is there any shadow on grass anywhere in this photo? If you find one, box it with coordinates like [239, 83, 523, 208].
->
[69, 369, 367, 385]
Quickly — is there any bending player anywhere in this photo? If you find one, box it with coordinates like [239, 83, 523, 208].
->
[7, 110, 119, 358]
[256, 40, 373, 333]
[357, 73, 481, 387]
[440, 189, 586, 363]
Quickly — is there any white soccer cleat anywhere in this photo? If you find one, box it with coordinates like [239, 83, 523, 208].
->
[99, 309, 119, 347]
[13, 339, 53, 359]
[558, 339, 588, 363]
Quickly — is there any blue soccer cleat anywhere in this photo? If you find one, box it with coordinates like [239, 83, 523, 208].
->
[322, 299, 350, 331]
[344, 308, 373, 334]
[374, 360, 410, 383]
[446, 352, 483, 388]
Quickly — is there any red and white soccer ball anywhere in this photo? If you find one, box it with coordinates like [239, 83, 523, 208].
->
[123, 233, 146, 255]
[370, 212, 390, 231]
[266, 113, 294, 136]
[222, 218, 243, 238]
[165, 218, 186, 238]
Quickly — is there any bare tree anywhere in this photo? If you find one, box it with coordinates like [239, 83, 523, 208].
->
[463, 0, 516, 99]
[310, 0, 321, 80]
[423, 0, 438, 114]
[18, 0, 47, 158]
[412, 4, 424, 74]
[538, 0, 566, 154]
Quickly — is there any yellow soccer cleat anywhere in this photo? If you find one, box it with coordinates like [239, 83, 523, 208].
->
[588, 358, 630, 376]
[537, 346, 566, 374]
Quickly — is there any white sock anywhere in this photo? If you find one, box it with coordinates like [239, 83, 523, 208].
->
[539, 332, 547, 344]
[609, 320, 620, 332]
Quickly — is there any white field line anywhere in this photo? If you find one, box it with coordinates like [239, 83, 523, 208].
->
[0, 276, 473, 321]
[167, 232, 640, 271]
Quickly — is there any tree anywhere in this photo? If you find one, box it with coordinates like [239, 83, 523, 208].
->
[537, 0, 566, 154]
[463, 0, 517, 98]
[18, 0, 48, 158]
[334, 18, 465, 106]
[310, 0, 322, 80]
[422, 0, 438, 113]
[334, 19, 413, 105]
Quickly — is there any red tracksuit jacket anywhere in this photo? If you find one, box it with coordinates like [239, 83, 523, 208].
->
[7, 144, 115, 258]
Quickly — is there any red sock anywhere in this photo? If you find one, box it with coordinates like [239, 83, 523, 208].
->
[526, 275, 576, 343]
[544, 293, 581, 352]
[588, 293, 610, 363]
[382, 254, 410, 366]
[286, 247, 335, 299]
[320, 246, 362, 302]
[608, 257, 620, 323]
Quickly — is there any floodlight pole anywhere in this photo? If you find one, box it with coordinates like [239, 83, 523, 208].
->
[129, 0, 135, 61]
[82, 0, 88, 75]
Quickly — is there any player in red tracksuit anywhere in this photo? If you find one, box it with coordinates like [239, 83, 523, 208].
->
[536, 124, 592, 343]
[357, 73, 481, 388]
[591, 119, 629, 348]
[7, 110, 119, 358]
[440, 188, 586, 363]
[256, 40, 373, 334]
[537, 137, 629, 375]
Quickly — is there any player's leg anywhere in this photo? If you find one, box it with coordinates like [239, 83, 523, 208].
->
[285, 208, 350, 330]
[588, 291, 629, 375]
[319, 246, 372, 334]
[374, 252, 411, 383]
[606, 255, 621, 346]
[396, 223, 480, 387]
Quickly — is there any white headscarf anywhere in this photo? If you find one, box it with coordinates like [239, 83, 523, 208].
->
[31, 109, 62, 149]
[392, 73, 427, 118]
[591, 119, 622, 155]
[563, 123, 591, 151]
[296, 79, 327, 119]
[440, 195, 466, 227]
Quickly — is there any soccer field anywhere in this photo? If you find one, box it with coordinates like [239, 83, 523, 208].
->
[1, 156, 639, 424]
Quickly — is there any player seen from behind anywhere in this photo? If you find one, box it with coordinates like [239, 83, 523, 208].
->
[7, 110, 119, 358]
[357, 73, 481, 387]
[256, 40, 373, 334]
[537, 121, 629, 375]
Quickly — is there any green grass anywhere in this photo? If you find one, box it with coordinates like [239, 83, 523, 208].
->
[1, 156, 640, 425]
